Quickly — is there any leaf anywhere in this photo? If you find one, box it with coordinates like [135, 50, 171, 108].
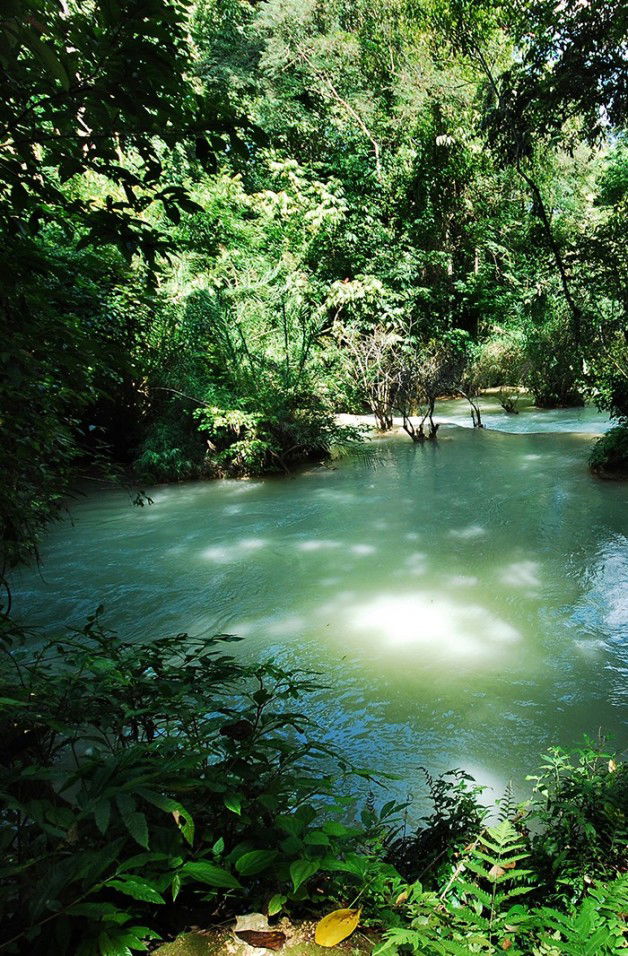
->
[108, 878, 165, 904]
[315, 909, 361, 947]
[290, 859, 319, 892]
[304, 830, 330, 846]
[183, 861, 242, 890]
[236, 931, 286, 950]
[94, 800, 111, 835]
[276, 814, 304, 837]
[224, 794, 242, 815]
[488, 864, 506, 881]
[268, 894, 287, 916]
[171, 873, 182, 902]
[235, 850, 278, 876]
[322, 821, 351, 837]
[124, 811, 149, 849]
[22, 32, 70, 90]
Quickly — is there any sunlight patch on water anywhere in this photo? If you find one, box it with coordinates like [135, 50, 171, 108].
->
[349, 593, 520, 660]
[201, 537, 268, 562]
[447, 574, 479, 587]
[297, 539, 341, 552]
[10, 410, 626, 791]
[449, 524, 486, 540]
[500, 560, 541, 588]
[350, 544, 377, 556]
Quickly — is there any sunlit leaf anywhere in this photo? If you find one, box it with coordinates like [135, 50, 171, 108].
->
[268, 894, 287, 916]
[315, 908, 361, 947]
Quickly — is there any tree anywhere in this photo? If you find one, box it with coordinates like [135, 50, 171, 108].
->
[0, 0, 249, 583]
[395, 336, 467, 441]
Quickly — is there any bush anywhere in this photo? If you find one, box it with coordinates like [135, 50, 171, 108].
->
[0, 613, 399, 954]
[378, 744, 627, 955]
[589, 422, 628, 478]
[388, 768, 487, 887]
[472, 331, 527, 389]
[522, 316, 584, 408]
[134, 419, 208, 483]
[527, 741, 628, 896]
[193, 384, 357, 476]
[1, 613, 625, 955]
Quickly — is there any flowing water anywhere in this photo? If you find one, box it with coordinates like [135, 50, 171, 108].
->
[11, 397, 628, 803]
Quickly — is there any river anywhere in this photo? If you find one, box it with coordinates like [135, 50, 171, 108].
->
[11, 396, 628, 804]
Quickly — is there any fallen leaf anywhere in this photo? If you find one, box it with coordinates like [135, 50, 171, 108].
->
[394, 890, 409, 907]
[488, 864, 506, 880]
[502, 861, 516, 870]
[315, 908, 361, 947]
[236, 930, 286, 950]
[501, 939, 513, 951]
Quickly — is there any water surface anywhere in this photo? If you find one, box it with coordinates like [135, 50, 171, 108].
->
[12, 399, 627, 802]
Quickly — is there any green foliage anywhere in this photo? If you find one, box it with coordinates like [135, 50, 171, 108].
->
[0, 612, 401, 953]
[390, 768, 488, 888]
[377, 819, 535, 954]
[134, 420, 207, 483]
[0, 0, 244, 259]
[1, 609, 626, 954]
[527, 742, 628, 895]
[0, 0, 239, 578]
[521, 316, 584, 408]
[377, 748, 628, 955]
[589, 423, 628, 478]
[534, 876, 628, 955]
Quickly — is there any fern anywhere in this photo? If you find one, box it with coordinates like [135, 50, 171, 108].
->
[535, 875, 628, 954]
[443, 820, 533, 950]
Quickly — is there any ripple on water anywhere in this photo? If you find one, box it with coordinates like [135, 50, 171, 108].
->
[9, 407, 628, 793]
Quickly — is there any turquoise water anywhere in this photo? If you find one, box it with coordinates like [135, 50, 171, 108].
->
[12, 399, 627, 803]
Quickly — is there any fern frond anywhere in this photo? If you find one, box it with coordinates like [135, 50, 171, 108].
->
[456, 878, 493, 909]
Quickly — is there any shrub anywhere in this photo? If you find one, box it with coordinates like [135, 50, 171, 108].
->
[472, 331, 527, 390]
[522, 316, 584, 408]
[378, 744, 627, 954]
[134, 419, 208, 483]
[388, 768, 487, 887]
[589, 422, 628, 478]
[0, 613, 399, 954]
[527, 741, 628, 896]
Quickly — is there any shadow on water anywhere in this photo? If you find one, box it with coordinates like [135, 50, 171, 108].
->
[10, 410, 628, 803]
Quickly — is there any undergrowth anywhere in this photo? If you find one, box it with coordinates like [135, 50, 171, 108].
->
[0, 615, 626, 954]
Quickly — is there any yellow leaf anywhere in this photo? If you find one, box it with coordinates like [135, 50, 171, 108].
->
[609, 759, 617, 773]
[394, 890, 409, 907]
[314, 908, 361, 947]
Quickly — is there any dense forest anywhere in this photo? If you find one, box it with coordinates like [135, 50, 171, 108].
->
[0, 1, 627, 954]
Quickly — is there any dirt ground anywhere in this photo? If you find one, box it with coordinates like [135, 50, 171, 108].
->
[155, 920, 378, 956]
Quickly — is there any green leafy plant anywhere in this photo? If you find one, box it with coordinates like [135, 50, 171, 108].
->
[0, 612, 395, 953]
[389, 768, 488, 888]
[589, 422, 628, 478]
[527, 741, 628, 897]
